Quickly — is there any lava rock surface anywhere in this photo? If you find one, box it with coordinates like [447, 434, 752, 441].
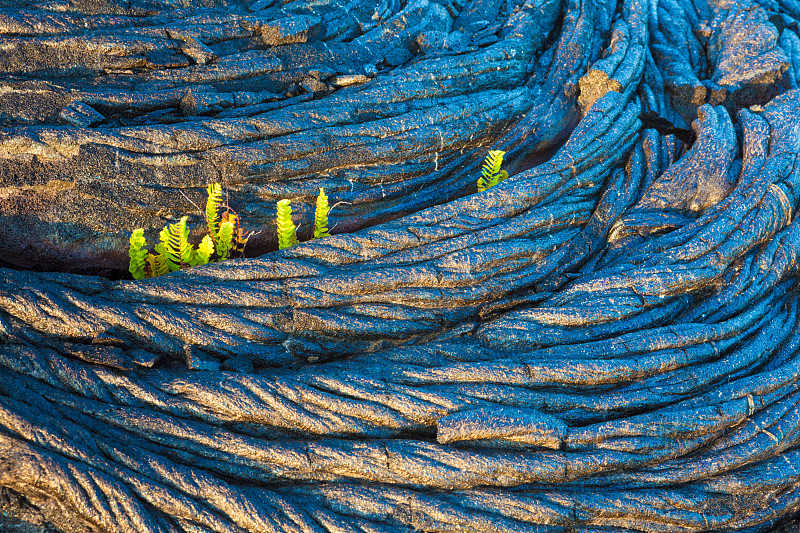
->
[3, 0, 800, 532]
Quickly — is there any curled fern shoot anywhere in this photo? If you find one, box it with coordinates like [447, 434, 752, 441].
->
[313, 187, 331, 239]
[276, 199, 298, 250]
[206, 183, 222, 242]
[477, 149, 508, 192]
[128, 229, 148, 280]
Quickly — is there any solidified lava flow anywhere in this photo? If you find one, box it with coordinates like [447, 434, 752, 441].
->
[3, 0, 800, 531]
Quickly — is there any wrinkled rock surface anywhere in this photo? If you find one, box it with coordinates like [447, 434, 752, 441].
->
[3, 0, 800, 532]
[0, 0, 563, 273]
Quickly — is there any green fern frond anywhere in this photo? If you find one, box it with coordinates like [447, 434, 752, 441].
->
[147, 246, 169, 278]
[206, 183, 222, 241]
[178, 231, 194, 267]
[194, 234, 214, 266]
[145, 253, 157, 278]
[313, 187, 331, 239]
[216, 217, 235, 261]
[128, 228, 148, 280]
[276, 199, 298, 250]
[477, 149, 507, 192]
[159, 216, 192, 271]
[158, 226, 173, 271]
[146, 241, 170, 277]
[483, 149, 505, 177]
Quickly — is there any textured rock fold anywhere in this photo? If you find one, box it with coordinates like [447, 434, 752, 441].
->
[3, 0, 800, 532]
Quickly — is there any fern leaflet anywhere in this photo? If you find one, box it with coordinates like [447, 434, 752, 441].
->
[477, 150, 508, 192]
[313, 187, 331, 239]
[276, 199, 298, 250]
[128, 229, 148, 280]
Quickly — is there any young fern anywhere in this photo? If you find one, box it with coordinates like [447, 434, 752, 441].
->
[206, 183, 222, 246]
[159, 216, 193, 271]
[276, 199, 298, 250]
[148, 244, 169, 277]
[128, 183, 340, 279]
[178, 220, 194, 266]
[216, 216, 236, 261]
[194, 234, 215, 266]
[313, 187, 331, 239]
[125, 182, 248, 279]
[157, 226, 175, 271]
[477, 149, 508, 192]
[274, 188, 332, 248]
[128, 229, 148, 280]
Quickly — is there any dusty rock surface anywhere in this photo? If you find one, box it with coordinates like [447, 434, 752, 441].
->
[4, 0, 800, 532]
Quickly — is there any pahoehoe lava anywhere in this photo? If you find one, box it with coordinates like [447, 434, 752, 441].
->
[3, 0, 800, 531]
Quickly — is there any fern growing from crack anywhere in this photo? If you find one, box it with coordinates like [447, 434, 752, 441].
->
[276, 188, 333, 250]
[160, 216, 193, 271]
[195, 234, 214, 266]
[216, 214, 237, 260]
[477, 150, 508, 192]
[206, 182, 222, 245]
[128, 183, 249, 279]
[276, 199, 298, 250]
[128, 229, 148, 280]
[313, 187, 331, 239]
[148, 244, 169, 277]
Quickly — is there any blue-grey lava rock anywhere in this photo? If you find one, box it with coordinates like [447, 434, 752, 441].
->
[3, 0, 800, 532]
